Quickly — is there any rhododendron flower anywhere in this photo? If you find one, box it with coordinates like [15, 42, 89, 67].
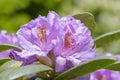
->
[10, 11, 60, 65]
[54, 15, 98, 73]
[48, 16, 97, 72]
[91, 69, 120, 80]
[10, 11, 98, 78]
[53, 15, 98, 80]
[0, 30, 17, 58]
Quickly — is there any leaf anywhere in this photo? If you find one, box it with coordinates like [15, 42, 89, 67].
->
[94, 30, 120, 48]
[0, 43, 22, 52]
[73, 12, 96, 31]
[54, 57, 116, 80]
[0, 58, 11, 66]
[0, 64, 52, 80]
[0, 60, 22, 72]
[105, 62, 120, 71]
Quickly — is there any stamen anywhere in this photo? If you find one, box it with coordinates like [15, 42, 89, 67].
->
[37, 26, 47, 42]
[62, 31, 78, 57]
[98, 75, 106, 80]
[64, 31, 72, 48]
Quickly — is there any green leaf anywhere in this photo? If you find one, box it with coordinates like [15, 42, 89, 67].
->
[0, 64, 52, 80]
[0, 43, 22, 52]
[95, 30, 120, 48]
[105, 62, 120, 71]
[54, 57, 116, 80]
[73, 12, 96, 31]
[0, 58, 11, 66]
[0, 60, 22, 72]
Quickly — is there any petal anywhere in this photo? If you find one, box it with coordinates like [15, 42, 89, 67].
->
[47, 11, 59, 26]
[72, 49, 98, 62]
[10, 50, 38, 65]
[55, 56, 66, 72]
[0, 50, 11, 58]
[15, 49, 47, 58]
[67, 56, 82, 66]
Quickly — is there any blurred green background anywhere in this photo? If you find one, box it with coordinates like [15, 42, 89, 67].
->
[0, 0, 120, 54]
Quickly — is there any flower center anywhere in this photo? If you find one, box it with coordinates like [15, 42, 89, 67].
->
[61, 31, 78, 57]
[98, 75, 106, 80]
[64, 31, 72, 48]
[37, 26, 47, 42]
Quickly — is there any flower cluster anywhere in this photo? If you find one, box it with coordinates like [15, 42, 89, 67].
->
[8, 11, 98, 73]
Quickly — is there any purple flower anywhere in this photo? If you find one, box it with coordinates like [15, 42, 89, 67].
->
[91, 53, 120, 80]
[91, 69, 120, 80]
[10, 12, 98, 80]
[0, 30, 17, 44]
[10, 11, 60, 65]
[0, 30, 17, 58]
[54, 16, 98, 73]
